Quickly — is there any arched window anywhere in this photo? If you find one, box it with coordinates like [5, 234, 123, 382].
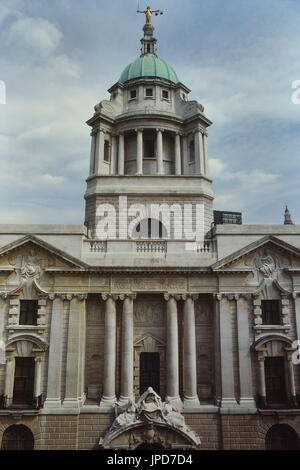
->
[132, 218, 167, 239]
[266, 424, 300, 450]
[1, 425, 34, 450]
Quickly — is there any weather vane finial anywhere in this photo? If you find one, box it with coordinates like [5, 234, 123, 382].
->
[137, 5, 163, 29]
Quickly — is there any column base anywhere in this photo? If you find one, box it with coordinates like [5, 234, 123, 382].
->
[99, 395, 116, 410]
[118, 396, 135, 408]
[43, 398, 62, 409]
[219, 397, 239, 409]
[183, 395, 200, 409]
[165, 395, 183, 412]
[62, 396, 84, 410]
[239, 397, 257, 409]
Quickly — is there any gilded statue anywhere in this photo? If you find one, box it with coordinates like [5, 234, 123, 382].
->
[137, 5, 163, 28]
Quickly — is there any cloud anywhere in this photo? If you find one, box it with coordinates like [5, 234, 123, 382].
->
[5, 16, 63, 56]
[39, 174, 65, 185]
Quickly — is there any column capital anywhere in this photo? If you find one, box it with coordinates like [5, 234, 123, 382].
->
[213, 293, 223, 301]
[34, 356, 43, 363]
[135, 128, 144, 133]
[156, 127, 164, 133]
[102, 293, 119, 302]
[194, 126, 204, 134]
[164, 293, 179, 302]
[119, 293, 136, 301]
[181, 293, 199, 301]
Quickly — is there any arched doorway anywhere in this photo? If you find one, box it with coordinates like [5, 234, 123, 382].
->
[266, 424, 300, 450]
[135, 443, 165, 450]
[1, 424, 34, 450]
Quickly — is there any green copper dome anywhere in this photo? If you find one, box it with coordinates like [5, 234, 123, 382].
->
[119, 55, 179, 84]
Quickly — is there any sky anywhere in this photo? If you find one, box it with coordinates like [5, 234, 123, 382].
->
[0, 0, 300, 225]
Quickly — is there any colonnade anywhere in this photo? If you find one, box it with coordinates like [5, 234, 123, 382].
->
[100, 292, 200, 409]
[89, 127, 209, 177]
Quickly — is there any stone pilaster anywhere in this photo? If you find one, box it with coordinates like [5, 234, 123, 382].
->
[4, 355, 15, 407]
[194, 127, 204, 175]
[94, 128, 105, 175]
[89, 132, 97, 176]
[236, 295, 256, 409]
[44, 295, 64, 408]
[215, 294, 238, 409]
[63, 294, 87, 409]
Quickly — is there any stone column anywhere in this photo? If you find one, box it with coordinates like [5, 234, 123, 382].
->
[119, 294, 136, 405]
[182, 134, 188, 175]
[94, 129, 105, 175]
[164, 294, 181, 405]
[286, 351, 297, 405]
[63, 294, 87, 409]
[100, 294, 117, 409]
[136, 129, 143, 175]
[236, 295, 256, 408]
[194, 128, 204, 175]
[89, 132, 97, 176]
[293, 293, 300, 341]
[156, 128, 164, 175]
[4, 356, 15, 407]
[174, 133, 182, 176]
[118, 133, 125, 175]
[216, 294, 238, 408]
[183, 295, 200, 408]
[203, 131, 209, 176]
[257, 353, 267, 408]
[34, 356, 43, 399]
[110, 135, 118, 175]
[44, 295, 64, 408]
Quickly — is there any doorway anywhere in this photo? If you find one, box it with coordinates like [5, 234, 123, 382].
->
[265, 357, 287, 405]
[140, 352, 160, 395]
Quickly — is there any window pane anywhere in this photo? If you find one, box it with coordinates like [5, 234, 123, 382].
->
[261, 300, 280, 325]
[146, 88, 153, 97]
[19, 300, 38, 326]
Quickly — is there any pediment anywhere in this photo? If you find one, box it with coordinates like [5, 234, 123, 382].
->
[212, 236, 300, 272]
[0, 234, 86, 271]
[134, 334, 165, 350]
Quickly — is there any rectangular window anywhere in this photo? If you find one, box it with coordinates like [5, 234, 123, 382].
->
[261, 300, 280, 325]
[130, 89, 137, 100]
[19, 300, 38, 326]
[189, 140, 195, 162]
[104, 141, 110, 162]
[162, 90, 169, 100]
[145, 88, 153, 97]
[144, 139, 155, 158]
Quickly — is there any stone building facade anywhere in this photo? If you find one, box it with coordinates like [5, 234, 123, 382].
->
[0, 16, 300, 451]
